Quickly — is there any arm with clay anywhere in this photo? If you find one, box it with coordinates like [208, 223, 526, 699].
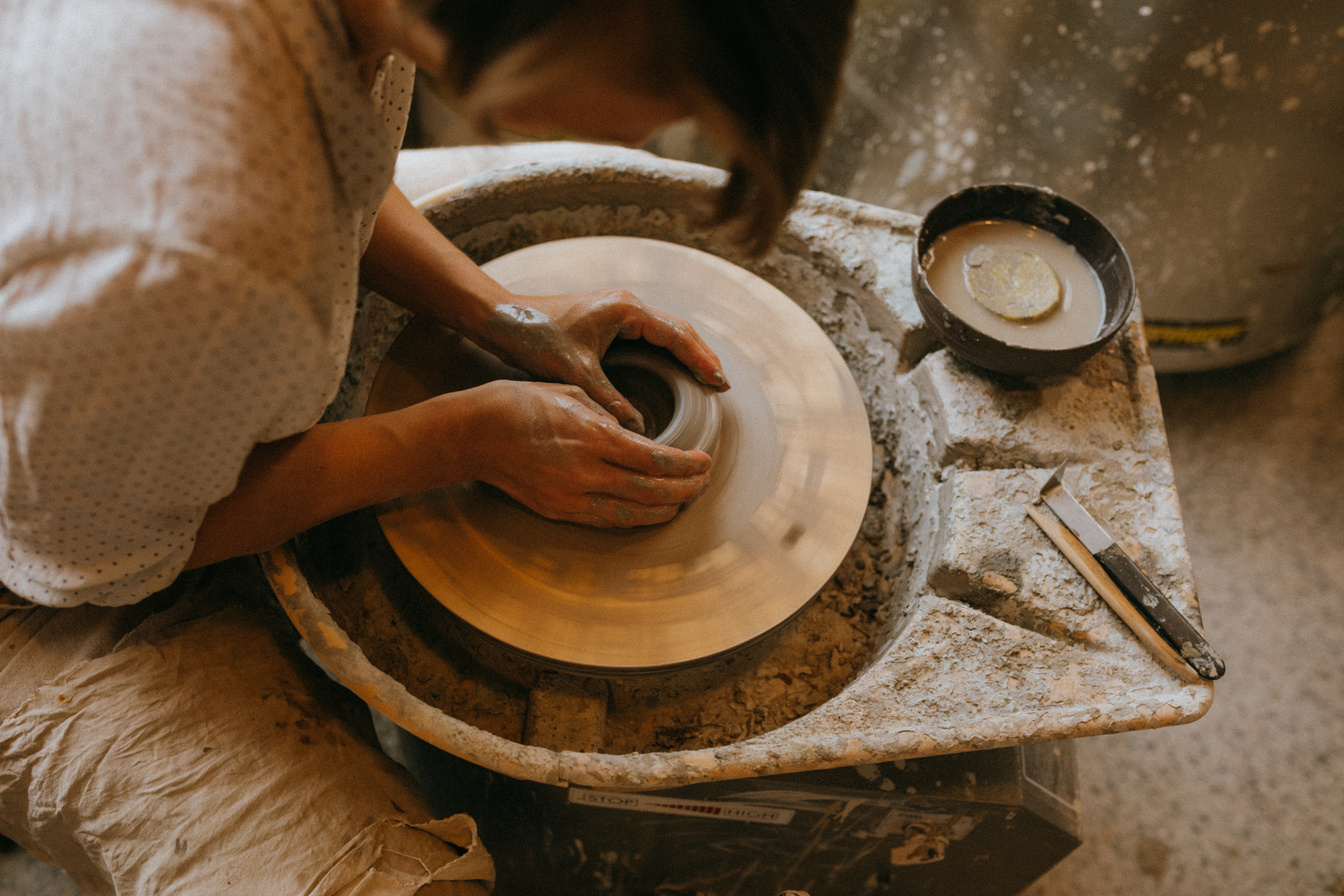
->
[358, 185, 730, 433]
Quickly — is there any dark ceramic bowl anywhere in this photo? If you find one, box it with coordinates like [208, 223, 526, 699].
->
[912, 183, 1135, 376]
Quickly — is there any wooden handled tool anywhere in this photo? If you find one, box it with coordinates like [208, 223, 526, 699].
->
[1024, 503, 1200, 683]
[1035, 462, 1223, 680]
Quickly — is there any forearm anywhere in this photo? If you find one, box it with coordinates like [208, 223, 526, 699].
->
[359, 183, 510, 333]
[186, 397, 479, 569]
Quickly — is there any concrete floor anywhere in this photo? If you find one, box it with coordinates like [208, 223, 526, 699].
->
[1024, 309, 1344, 896]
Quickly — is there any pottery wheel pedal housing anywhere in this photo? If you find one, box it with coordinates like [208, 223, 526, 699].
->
[262, 156, 1213, 894]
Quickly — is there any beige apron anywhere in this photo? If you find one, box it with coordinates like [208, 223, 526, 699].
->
[0, 561, 492, 896]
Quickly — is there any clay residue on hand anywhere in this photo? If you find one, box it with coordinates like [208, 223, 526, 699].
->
[495, 303, 549, 326]
[481, 302, 649, 434]
[484, 303, 565, 360]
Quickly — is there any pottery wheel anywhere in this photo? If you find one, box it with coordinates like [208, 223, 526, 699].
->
[367, 236, 872, 674]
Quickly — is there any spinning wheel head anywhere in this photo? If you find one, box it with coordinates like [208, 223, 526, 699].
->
[367, 237, 873, 674]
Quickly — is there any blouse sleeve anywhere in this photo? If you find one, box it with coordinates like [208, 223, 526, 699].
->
[0, 239, 327, 607]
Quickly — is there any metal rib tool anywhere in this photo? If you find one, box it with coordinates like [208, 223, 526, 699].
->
[1038, 462, 1225, 680]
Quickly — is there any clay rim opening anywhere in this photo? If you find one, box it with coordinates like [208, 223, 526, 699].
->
[602, 344, 722, 457]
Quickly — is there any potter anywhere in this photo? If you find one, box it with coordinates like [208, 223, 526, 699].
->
[0, 0, 859, 892]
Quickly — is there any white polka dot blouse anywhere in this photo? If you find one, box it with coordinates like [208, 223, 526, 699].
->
[0, 0, 414, 606]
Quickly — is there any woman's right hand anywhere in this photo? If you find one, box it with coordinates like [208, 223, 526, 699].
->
[187, 376, 710, 570]
[447, 379, 713, 527]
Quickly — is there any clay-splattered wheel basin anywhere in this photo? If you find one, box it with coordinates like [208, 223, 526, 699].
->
[264, 156, 1212, 791]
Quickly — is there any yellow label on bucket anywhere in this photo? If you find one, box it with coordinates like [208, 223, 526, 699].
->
[1144, 319, 1249, 348]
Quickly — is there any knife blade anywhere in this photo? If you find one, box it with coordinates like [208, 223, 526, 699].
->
[1038, 462, 1225, 680]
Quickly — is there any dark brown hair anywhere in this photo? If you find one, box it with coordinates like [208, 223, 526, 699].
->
[425, 0, 857, 256]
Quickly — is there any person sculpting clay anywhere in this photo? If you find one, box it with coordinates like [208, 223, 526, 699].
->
[0, 0, 856, 892]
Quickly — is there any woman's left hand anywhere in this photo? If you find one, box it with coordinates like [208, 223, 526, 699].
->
[357, 185, 727, 433]
[469, 289, 730, 434]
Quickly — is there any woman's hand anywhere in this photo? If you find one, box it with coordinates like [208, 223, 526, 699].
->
[359, 186, 728, 434]
[190, 374, 712, 568]
[469, 290, 729, 435]
[455, 379, 712, 526]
